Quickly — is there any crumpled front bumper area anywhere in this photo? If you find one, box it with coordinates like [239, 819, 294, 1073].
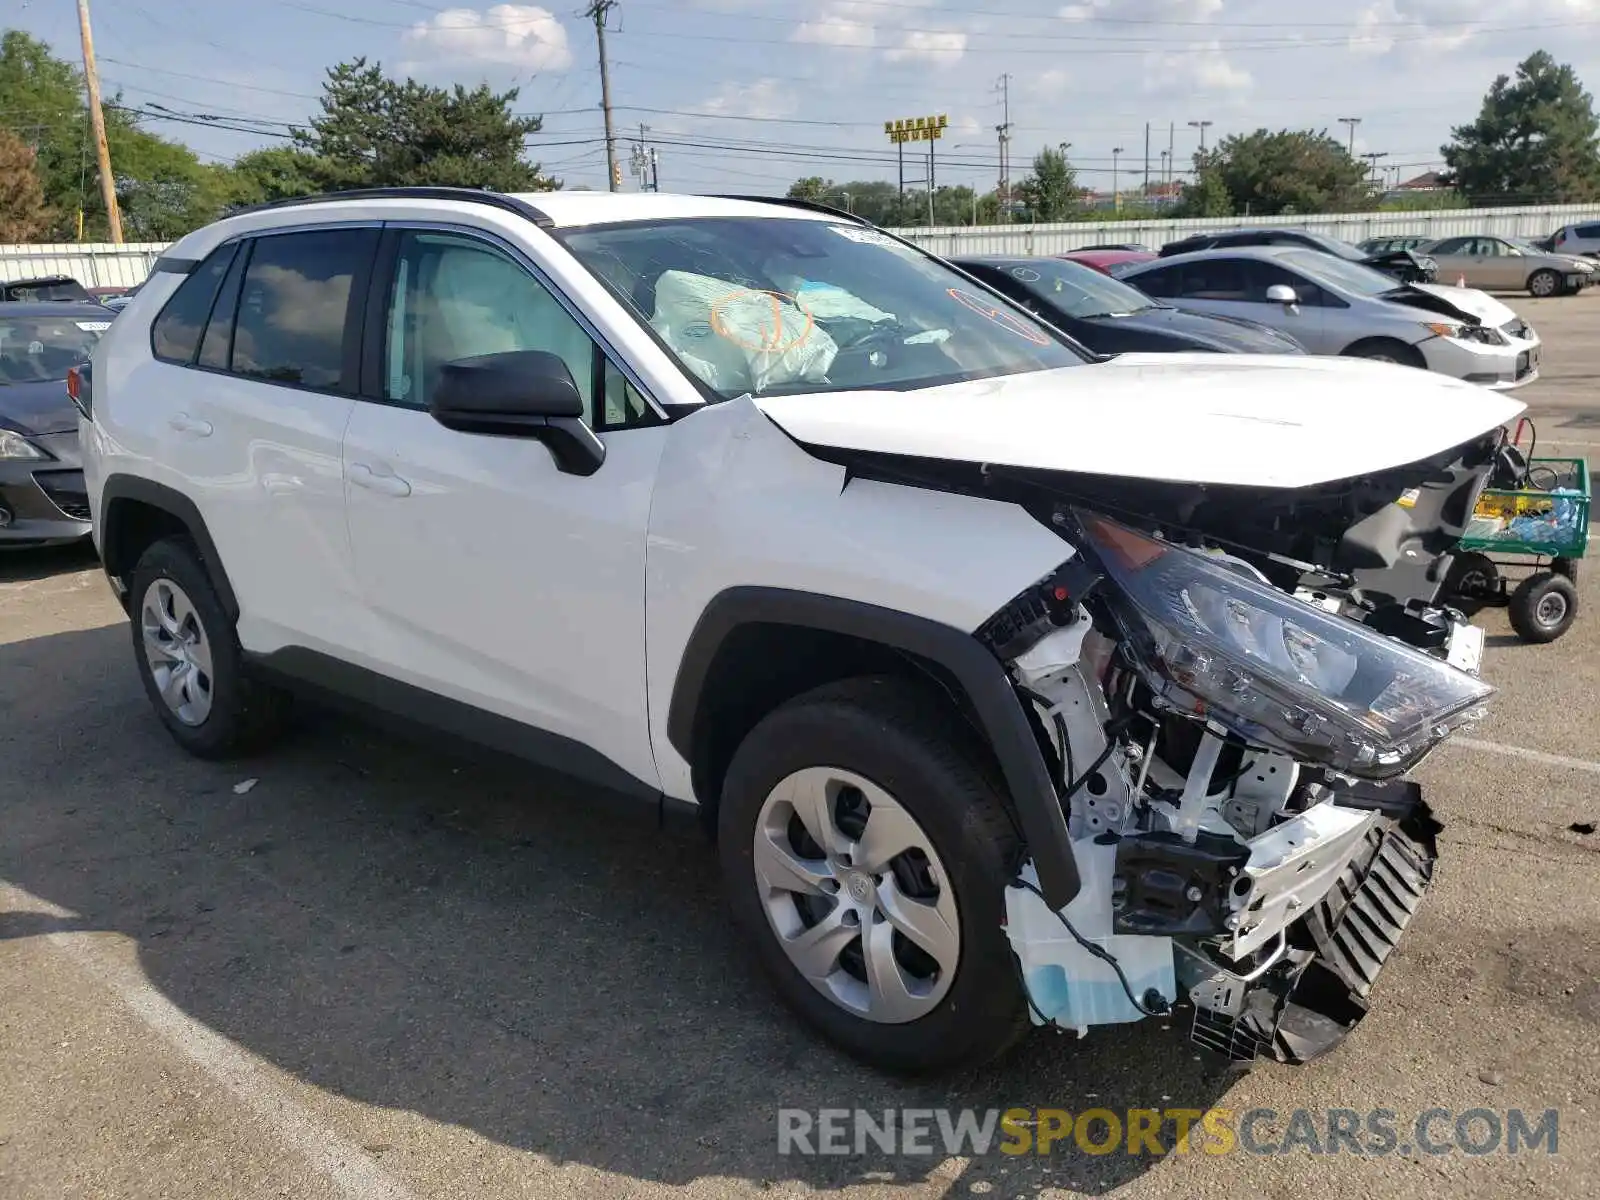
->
[1182, 778, 1441, 1065]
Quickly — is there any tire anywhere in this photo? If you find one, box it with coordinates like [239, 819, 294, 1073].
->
[1527, 269, 1561, 298]
[129, 536, 292, 758]
[1508, 572, 1578, 643]
[1342, 338, 1426, 369]
[1443, 551, 1500, 615]
[1553, 557, 1580, 584]
[717, 676, 1029, 1074]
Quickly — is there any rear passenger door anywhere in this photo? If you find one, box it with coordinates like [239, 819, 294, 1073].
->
[147, 224, 378, 655]
[339, 224, 669, 795]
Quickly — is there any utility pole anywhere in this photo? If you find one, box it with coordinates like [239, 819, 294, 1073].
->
[1188, 118, 1212, 152]
[1338, 116, 1361, 157]
[1363, 150, 1388, 190]
[586, 1, 620, 192]
[1112, 146, 1123, 210]
[1143, 121, 1150, 200]
[995, 73, 1012, 216]
[75, 0, 122, 244]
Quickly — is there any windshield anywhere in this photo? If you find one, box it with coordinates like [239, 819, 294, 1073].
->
[1278, 250, 1401, 297]
[558, 217, 1085, 398]
[987, 259, 1158, 318]
[0, 315, 108, 384]
[1305, 233, 1369, 261]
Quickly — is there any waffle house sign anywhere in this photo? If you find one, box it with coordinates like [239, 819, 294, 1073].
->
[886, 115, 948, 144]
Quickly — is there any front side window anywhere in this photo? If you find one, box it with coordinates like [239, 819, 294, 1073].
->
[384, 230, 617, 425]
[0, 313, 109, 384]
[558, 217, 1085, 399]
[231, 228, 374, 392]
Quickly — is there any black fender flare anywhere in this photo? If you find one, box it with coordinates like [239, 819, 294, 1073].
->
[99, 475, 239, 622]
[667, 586, 1080, 908]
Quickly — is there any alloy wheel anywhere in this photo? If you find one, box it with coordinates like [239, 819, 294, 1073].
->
[140, 578, 215, 727]
[752, 767, 960, 1023]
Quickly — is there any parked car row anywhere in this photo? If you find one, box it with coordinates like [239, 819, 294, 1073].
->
[949, 243, 1540, 392]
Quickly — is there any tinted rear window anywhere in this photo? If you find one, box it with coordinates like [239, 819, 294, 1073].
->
[151, 246, 238, 363]
[230, 229, 373, 392]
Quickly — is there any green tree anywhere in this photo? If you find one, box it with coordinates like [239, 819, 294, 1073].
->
[1442, 50, 1600, 203]
[1173, 151, 1234, 217]
[293, 59, 556, 192]
[227, 146, 325, 206]
[1175, 129, 1369, 217]
[786, 176, 831, 203]
[1016, 146, 1076, 221]
[0, 30, 232, 239]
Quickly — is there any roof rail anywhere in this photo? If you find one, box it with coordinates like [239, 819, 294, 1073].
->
[223, 186, 554, 228]
[708, 195, 870, 225]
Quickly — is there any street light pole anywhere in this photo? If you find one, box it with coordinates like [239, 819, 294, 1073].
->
[1338, 116, 1361, 157]
[1187, 119, 1212, 152]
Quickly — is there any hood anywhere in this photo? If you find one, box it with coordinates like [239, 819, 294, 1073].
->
[0, 378, 79, 437]
[1400, 282, 1521, 327]
[1102, 307, 1302, 354]
[752, 354, 1524, 490]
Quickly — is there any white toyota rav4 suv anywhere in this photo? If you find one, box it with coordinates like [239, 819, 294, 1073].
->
[79, 189, 1520, 1074]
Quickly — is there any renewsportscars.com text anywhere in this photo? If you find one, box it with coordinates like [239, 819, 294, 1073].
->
[776, 1107, 1559, 1158]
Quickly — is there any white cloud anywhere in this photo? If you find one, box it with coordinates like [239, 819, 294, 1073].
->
[884, 30, 968, 63]
[793, 5, 877, 48]
[700, 78, 798, 121]
[405, 6, 572, 70]
[1061, 0, 1222, 20]
[1144, 39, 1252, 96]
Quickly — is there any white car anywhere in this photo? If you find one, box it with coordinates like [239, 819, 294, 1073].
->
[78, 189, 1516, 1073]
[1121, 246, 1541, 390]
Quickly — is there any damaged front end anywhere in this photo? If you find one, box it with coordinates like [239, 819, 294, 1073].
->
[983, 513, 1487, 1065]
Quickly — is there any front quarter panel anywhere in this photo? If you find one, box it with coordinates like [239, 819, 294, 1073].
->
[645, 397, 1072, 803]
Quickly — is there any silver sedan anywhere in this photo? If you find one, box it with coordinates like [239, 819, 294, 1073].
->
[1119, 245, 1541, 390]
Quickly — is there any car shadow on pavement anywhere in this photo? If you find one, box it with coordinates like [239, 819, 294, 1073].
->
[0, 540, 98, 583]
[0, 624, 1238, 1196]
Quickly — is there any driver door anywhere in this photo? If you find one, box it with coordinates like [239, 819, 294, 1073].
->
[340, 224, 670, 795]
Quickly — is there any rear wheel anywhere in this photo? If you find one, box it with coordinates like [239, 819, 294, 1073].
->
[1553, 557, 1580, 584]
[1509, 572, 1578, 643]
[129, 537, 292, 758]
[1527, 269, 1561, 298]
[1342, 338, 1426, 369]
[717, 676, 1029, 1073]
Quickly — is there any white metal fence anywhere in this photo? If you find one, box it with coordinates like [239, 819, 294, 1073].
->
[886, 203, 1600, 256]
[6, 203, 1600, 286]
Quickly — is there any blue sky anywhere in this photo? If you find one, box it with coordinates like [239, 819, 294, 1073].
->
[14, 0, 1600, 195]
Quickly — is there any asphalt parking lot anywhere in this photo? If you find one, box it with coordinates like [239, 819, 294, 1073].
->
[2, 294, 1598, 1200]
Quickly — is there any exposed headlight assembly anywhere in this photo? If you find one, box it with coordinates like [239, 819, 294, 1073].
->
[0, 429, 47, 460]
[1074, 512, 1493, 779]
[1423, 321, 1505, 346]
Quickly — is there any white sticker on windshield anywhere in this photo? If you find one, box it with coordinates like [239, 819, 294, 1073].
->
[75, 321, 111, 332]
[830, 226, 896, 246]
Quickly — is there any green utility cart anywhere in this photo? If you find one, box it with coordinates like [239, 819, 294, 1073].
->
[1445, 455, 1590, 644]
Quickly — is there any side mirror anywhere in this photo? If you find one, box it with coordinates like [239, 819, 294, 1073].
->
[430, 349, 605, 476]
[1265, 283, 1298, 306]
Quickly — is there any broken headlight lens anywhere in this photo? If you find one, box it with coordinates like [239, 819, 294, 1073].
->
[1075, 511, 1493, 779]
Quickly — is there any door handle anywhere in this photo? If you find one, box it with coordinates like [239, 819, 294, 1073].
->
[168, 413, 212, 437]
[348, 462, 412, 498]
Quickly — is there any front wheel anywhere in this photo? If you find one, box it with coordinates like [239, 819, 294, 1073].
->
[717, 677, 1029, 1073]
[1527, 269, 1561, 298]
[1342, 338, 1426, 369]
[1509, 571, 1578, 643]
